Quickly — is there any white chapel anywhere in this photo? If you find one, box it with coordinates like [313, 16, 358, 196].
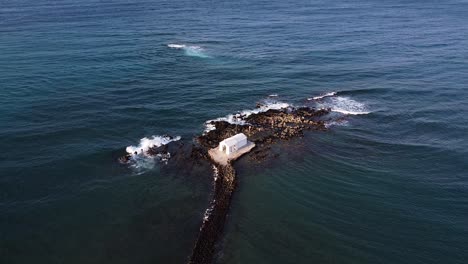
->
[218, 133, 248, 155]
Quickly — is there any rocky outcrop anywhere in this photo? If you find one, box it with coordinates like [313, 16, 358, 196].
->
[197, 107, 330, 151]
[118, 105, 333, 264]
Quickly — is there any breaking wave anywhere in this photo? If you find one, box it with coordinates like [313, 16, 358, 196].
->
[125, 135, 181, 171]
[126, 135, 181, 155]
[308, 91, 337, 100]
[204, 100, 290, 133]
[203, 94, 369, 133]
[317, 96, 370, 115]
[167, 43, 211, 58]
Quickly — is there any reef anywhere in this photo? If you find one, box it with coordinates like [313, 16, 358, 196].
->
[119, 105, 333, 264]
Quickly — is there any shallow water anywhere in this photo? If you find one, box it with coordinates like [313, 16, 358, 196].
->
[1, 0, 468, 263]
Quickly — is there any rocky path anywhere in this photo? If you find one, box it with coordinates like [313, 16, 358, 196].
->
[188, 164, 236, 264]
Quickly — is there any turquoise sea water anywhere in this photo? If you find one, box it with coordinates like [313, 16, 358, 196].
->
[1, 0, 468, 263]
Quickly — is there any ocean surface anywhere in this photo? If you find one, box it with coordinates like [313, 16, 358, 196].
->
[1, 0, 468, 263]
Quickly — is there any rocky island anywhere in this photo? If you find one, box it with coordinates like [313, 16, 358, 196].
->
[120, 104, 335, 264]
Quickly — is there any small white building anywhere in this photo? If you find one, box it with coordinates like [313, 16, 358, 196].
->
[219, 133, 248, 155]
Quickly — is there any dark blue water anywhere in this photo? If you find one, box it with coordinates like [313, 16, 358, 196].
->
[1, 0, 468, 263]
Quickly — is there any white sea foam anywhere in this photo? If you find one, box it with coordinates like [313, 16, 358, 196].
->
[184, 46, 210, 58]
[203, 207, 213, 223]
[308, 92, 337, 100]
[126, 135, 181, 171]
[200, 165, 221, 224]
[318, 96, 370, 115]
[268, 94, 278, 97]
[156, 152, 171, 165]
[167, 43, 210, 58]
[126, 135, 181, 155]
[204, 101, 290, 133]
[127, 155, 157, 172]
[212, 165, 219, 182]
[325, 119, 349, 128]
[205, 123, 217, 133]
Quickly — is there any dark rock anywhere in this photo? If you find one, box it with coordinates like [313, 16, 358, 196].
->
[188, 163, 236, 264]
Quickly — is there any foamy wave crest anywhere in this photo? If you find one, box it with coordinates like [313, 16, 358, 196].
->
[319, 96, 370, 115]
[126, 135, 181, 156]
[308, 92, 337, 100]
[167, 43, 210, 58]
[125, 135, 181, 171]
[204, 101, 290, 132]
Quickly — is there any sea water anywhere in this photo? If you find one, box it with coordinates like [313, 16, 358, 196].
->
[1, 0, 467, 263]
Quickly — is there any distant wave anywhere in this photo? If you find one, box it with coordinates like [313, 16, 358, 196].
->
[167, 44, 186, 49]
[338, 88, 389, 96]
[310, 88, 388, 99]
[317, 96, 370, 115]
[204, 100, 290, 133]
[167, 43, 211, 58]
